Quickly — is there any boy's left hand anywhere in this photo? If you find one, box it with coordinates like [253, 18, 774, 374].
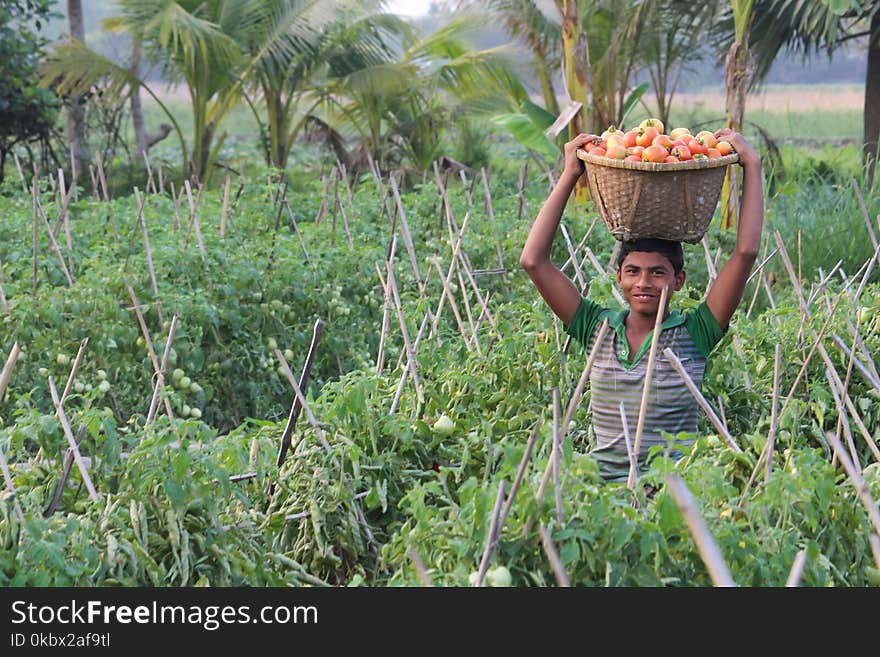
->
[714, 128, 760, 169]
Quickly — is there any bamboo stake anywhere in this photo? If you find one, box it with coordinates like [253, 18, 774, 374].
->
[390, 314, 430, 414]
[430, 256, 472, 351]
[430, 212, 472, 339]
[14, 152, 27, 193]
[33, 193, 74, 287]
[627, 285, 669, 489]
[48, 377, 99, 503]
[0, 444, 25, 524]
[661, 348, 740, 452]
[822, 412, 880, 537]
[88, 164, 99, 201]
[538, 523, 571, 586]
[386, 265, 423, 403]
[59, 338, 88, 408]
[827, 367, 860, 472]
[314, 174, 328, 225]
[835, 313, 865, 464]
[157, 162, 164, 194]
[831, 334, 880, 392]
[456, 267, 480, 354]
[617, 401, 637, 496]
[702, 235, 717, 294]
[745, 241, 775, 318]
[133, 188, 163, 326]
[559, 223, 587, 290]
[480, 167, 505, 272]
[32, 176, 38, 295]
[183, 180, 206, 259]
[870, 534, 880, 572]
[406, 546, 434, 587]
[516, 161, 530, 224]
[784, 550, 808, 587]
[561, 319, 610, 438]
[284, 200, 311, 264]
[473, 480, 506, 587]
[146, 313, 179, 425]
[560, 218, 597, 274]
[94, 151, 109, 202]
[220, 174, 231, 238]
[128, 287, 174, 421]
[0, 343, 21, 403]
[142, 150, 156, 194]
[764, 344, 782, 481]
[666, 473, 737, 587]
[389, 175, 423, 293]
[852, 178, 879, 249]
[45, 423, 87, 517]
[584, 245, 626, 306]
[552, 388, 563, 526]
[275, 319, 324, 468]
[497, 419, 543, 535]
[334, 179, 354, 248]
[170, 181, 181, 230]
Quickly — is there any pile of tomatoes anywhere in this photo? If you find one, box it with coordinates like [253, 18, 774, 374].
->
[582, 118, 733, 163]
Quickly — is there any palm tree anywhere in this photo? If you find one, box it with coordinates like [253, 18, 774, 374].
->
[66, 0, 88, 181]
[714, 0, 880, 182]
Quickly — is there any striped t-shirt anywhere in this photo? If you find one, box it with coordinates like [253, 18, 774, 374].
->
[565, 298, 725, 482]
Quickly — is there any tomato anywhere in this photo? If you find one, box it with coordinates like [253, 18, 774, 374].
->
[696, 131, 717, 149]
[671, 144, 692, 160]
[686, 137, 707, 156]
[641, 145, 668, 163]
[664, 155, 678, 163]
[624, 154, 642, 162]
[606, 134, 626, 151]
[624, 129, 638, 148]
[589, 146, 606, 157]
[706, 148, 722, 158]
[433, 414, 455, 436]
[605, 144, 628, 159]
[652, 134, 673, 151]
[486, 565, 512, 587]
[635, 126, 659, 148]
[716, 140, 733, 156]
[628, 145, 644, 156]
[601, 125, 624, 142]
[669, 127, 691, 141]
[639, 117, 665, 134]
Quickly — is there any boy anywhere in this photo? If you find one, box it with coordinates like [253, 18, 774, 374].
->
[520, 129, 763, 481]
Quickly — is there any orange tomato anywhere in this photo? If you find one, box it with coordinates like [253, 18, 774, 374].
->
[605, 144, 628, 159]
[606, 134, 627, 151]
[669, 127, 691, 141]
[664, 155, 679, 163]
[624, 129, 638, 148]
[652, 134, 673, 151]
[636, 126, 659, 148]
[639, 117, 665, 134]
[716, 140, 733, 156]
[641, 145, 668, 163]
[706, 148, 722, 158]
[624, 154, 642, 162]
[670, 144, 692, 160]
[696, 131, 717, 149]
[686, 137, 707, 156]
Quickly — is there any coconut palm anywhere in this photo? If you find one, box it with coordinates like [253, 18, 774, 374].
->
[713, 0, 880, 181]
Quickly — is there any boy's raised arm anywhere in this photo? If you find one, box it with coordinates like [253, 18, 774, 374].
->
[705, 129, 764, 330]
[520, 134, 595, 326]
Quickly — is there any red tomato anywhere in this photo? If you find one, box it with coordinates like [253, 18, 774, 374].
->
[641, 145, 668, 162]
[636, 126, 659, 148]
[652, 134, 673, 151]
[624, 129, 638, 148]
[671, 144, 692, 160]
[686, 137, 707, 156]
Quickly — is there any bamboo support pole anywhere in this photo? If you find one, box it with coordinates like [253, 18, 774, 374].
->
[480, 167, 505, 272]
[390, 314, 430, 414]
[59, 337, 88, 408]
[561, 319, 610, 438]
[430, 256, 472, 351]
[183, 180, 206, 259]
[284, 200, 311, 263]
[473, 480, 506, 587]
[129, 287, 174, 422]
[48, 377, 99, 503]
[764, 344, 782, 481]
[0, 445, 24, 523]
[666, 473, 737, 587]
[627, 285, 669, 489]
[852, 178, 879, 249]
[456, 267, 480, 353]
[621, 401, 637, 491]
[33, 192, 74, 287]
[45, 423, 87, 517]
[0, 343, 21, 404]
[552, 388, 563, 526]
[389, 176, 424, 293]
[142, 150, 156, 194]
[430, 212, 472, 339]
[661, 348, 741, 452]
[583, 245, 626, 306]
[94, 151, 109, 202]
[386, 265, 423, 403]
[497, 419, 543, 535]
[32, 176, 38, 295]
[133, 188, 163, 326]
[784, 550, 808, 587]
[870, 534, 880, 572]
[146, 313, 179, 425]
[559, 223, 587, 290]
[406, 546, 434, 587]
[334, 179, 354, 248]
[538, 523, 571, 587]
[170, 181, 181, 230]
[559, 217, 597, 274]
[14, 152, 27, 193]
[827, 367, 861, 472]
[220, 174, 231, 238]
[275, 319, 324, 468]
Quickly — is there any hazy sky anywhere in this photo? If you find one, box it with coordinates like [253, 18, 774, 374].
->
[385, 1, 432, 17]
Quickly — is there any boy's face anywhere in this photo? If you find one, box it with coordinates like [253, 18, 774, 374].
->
[617, 250, 686, 318]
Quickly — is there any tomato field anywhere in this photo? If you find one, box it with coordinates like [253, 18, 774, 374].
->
[2, 150, 880, 587]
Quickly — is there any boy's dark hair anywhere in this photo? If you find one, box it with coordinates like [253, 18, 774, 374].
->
[617, 238, 684, 274]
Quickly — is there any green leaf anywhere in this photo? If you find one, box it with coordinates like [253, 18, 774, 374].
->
[520, 99, 556, 130]
[491, 113, 559, 159]
[620, 82, 649, 127]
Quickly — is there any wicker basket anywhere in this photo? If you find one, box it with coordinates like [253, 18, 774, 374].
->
[576, 149, 739, 243]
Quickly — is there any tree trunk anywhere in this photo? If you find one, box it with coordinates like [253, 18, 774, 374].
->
[532, 39, 559, 117]
[722, 40, 755, 231]
[130, 38, 148, 157]
[864, 13, 880, 186]
[67, 0, 88, 182]
[559, 0, 590, 202]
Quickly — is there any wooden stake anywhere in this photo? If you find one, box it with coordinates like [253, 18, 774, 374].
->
[133, 188, 163, 326]
[552, 388, 563, 526]
[0, 343, 21, 403]
[480, 167, 505, 272]
[0, 444, 25, 523]
[430, 256, 472, 351]
[284, 200, 311, 263]
[146, 313, 179, 425]
[390, 314, 430, 414]
[473, 480, 506, 587]
[666, 473, 736, 587]
[784, 550, 808, 587]
[128, 287, 174, 422]
[389, 175, 424, 294]
[406, 546, 434, 587]
[59, 338, 88, 408]
[48, 377, 99, 503]
[386, 265, 423, 404]
[273, 318, 324, 468]
[497, 419, 543, 534]
[627, 285, 669, 489]
[94, 151, 110, 202]
[220, 174, 231, 238]
[764, 344, 782, 481]
[45, 423, 87, 517]
[183, 180, 206, 259]
[538, 523, 571, 586]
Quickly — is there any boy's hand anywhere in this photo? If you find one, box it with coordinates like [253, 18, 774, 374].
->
[714, 128, 760, 169]
[562, 133, 599, 181]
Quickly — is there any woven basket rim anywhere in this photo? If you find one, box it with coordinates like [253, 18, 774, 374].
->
[576, 148, 738, 171]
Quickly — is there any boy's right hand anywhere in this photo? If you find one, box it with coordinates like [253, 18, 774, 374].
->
[562, 133, 600, 181]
